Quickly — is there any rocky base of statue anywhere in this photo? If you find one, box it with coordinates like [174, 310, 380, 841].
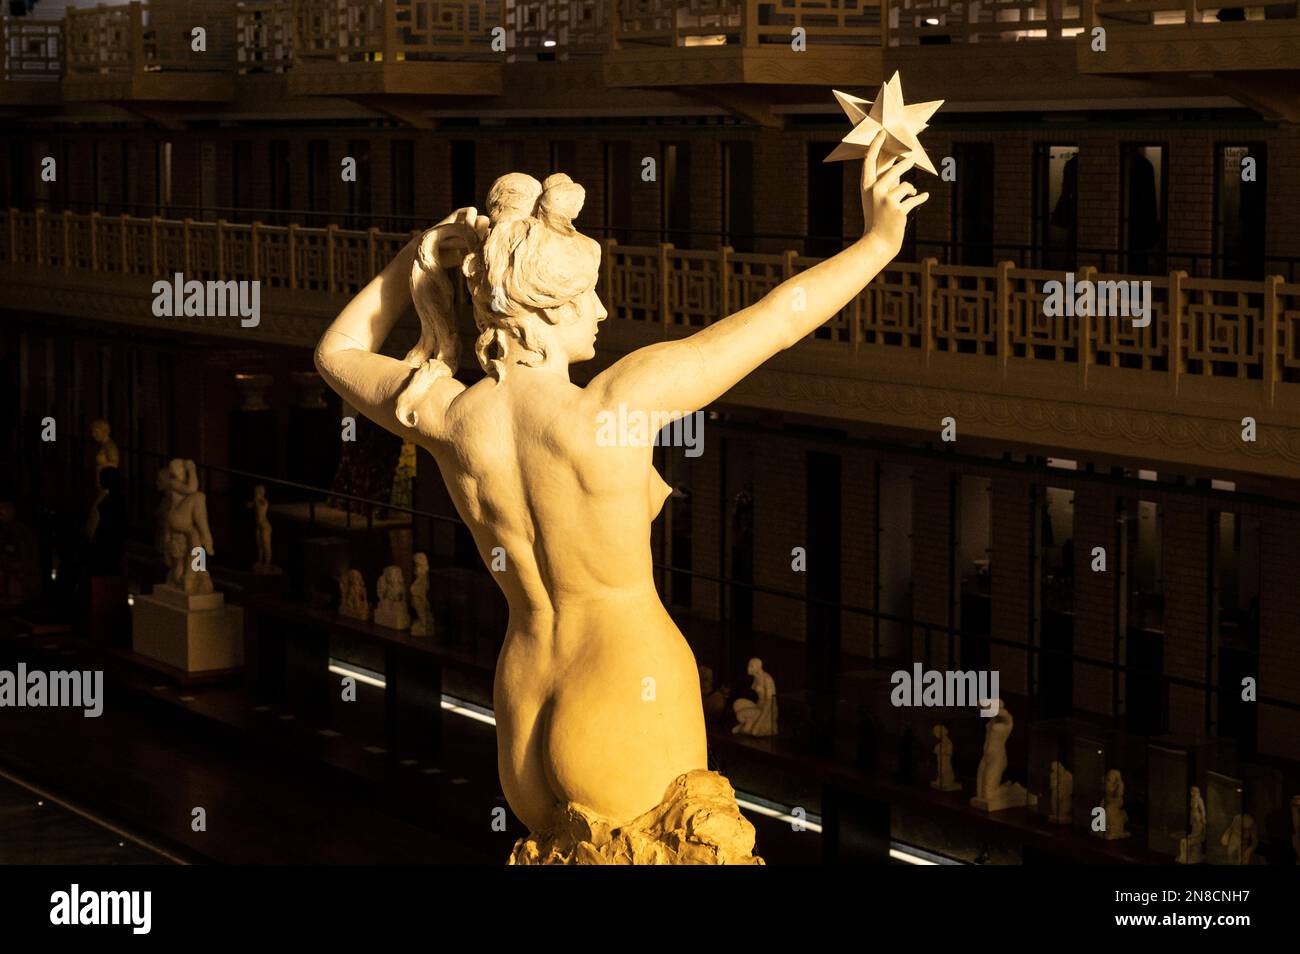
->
[252, 563, 282, 576]
[971, 783, 1037, 813]
[132, 583, 244, 673]
[931, 779, 962, 793]
[508, 770, 764, 865]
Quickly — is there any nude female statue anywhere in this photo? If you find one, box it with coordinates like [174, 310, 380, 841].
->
[248, 484, 275, 571]
[315, 131, 927, 863]
[732, 657, 778, 737]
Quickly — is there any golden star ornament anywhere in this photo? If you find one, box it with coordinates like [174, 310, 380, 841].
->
[824, 71, 943, 175]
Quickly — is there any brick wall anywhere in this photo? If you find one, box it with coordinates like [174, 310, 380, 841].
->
[990, 475, 1034, 695]
[1072, 485, 1116, 715]
[752, 433, 807, 640]
[1163, 497, 1210, 735]
[841, 447, 876, 656]
[911, 468, 955, 667]
[1257, 510, 1300, 761]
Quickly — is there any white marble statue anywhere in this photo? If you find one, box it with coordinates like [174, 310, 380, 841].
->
[314, 128, 929, 863]
[1048, 760, 1073, 823]
[339, 569, 369, 622]
[1221, 813, 1258, 865]
[91, 419, 120, 478]
[248, 484, 278, 573]
[1101, 768, 1130, 840]
[373, 565, 410, 630]
[160, 459, 214, 595]
[1177, 786, 1206, 864]
[930, 724, 961, 791]
[971, 699, 1034, 811]
[732, 657, 778, 737]
[409, 552, 433, 636]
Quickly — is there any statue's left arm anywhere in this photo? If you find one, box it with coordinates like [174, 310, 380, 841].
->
[587, 131, 926, 417]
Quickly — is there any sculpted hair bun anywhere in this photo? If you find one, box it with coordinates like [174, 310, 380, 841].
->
[538, 173, 585, 235]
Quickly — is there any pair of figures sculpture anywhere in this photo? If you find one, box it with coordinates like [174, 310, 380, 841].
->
[315, 125, 928, 863]
[156, 459, 215, 595]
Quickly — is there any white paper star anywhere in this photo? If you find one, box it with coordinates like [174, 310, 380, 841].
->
[824, 71, 943, 176]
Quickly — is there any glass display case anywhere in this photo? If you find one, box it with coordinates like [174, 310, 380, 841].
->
[1146, 736, 1236, 861]
[1028, 717, 1095, 825]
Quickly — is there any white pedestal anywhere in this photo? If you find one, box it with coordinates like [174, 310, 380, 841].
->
[971, 783, 1038, 813]
[132, 585, 244, 673]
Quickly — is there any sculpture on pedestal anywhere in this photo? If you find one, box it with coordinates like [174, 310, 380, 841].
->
[971, 699, 1035, 811]
[1047, 760, 1073, 823]
[314, 96, 931, 863]
[91, 420, 120, 478]
[409, 552, 433, 636]
[732, 657, 778, 737]
[160, 459, 214, 595]
[339, 569, 369, 622]
[1221, 813, 1257, 865]
[133, 460, 243, 673]
[1101, 769, 1130, 840]
[373, 565, 410, 630]
[1176, 785, 1206, 864]
[248, 485, 277, 573]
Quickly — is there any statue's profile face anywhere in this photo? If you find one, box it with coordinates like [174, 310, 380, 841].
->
[169, 459, 186, 481]
[91, 421, 108, 441]
[552, 287, 607, 364]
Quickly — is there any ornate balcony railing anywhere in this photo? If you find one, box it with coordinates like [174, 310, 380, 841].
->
[1090, 0, 1300, 26]
[890, 0, 1091, 45]
[4, 209, 1297, 407]
[513, 0, 610, 54]
[613, 0, 885, 47]
[64, 3, 152, 75]
[890, 0, 1298, 44]
[292, 0, 502, 62]
[1, 16, 63, 81]
[237, 0, 294, 73]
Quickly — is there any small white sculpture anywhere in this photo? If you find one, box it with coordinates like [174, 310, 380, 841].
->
[373, 565, 411, 630]
[1048, 760, 1073, 823]
[409, 552, 433, 636]
[930, 724, 961, 792]
[1101, 769, 1130, 840]
[339, 569, 370, 622]
[732, 657, 777, 737]
[160, 459, 214, 595]
[971, 699, 1034, 812]
[248, 484, 278, 573]
[1220, 813, 1258, 865]
[1176, 786, 1206, 864]
[91, 419, 120, 478]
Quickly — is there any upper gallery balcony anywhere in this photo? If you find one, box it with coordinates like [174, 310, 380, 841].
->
[62, 1, 236, 103]
[883, 0, 1243, 106]
[2, 208, 1297, 480]
[603, 0, 885, 93]
[286, 0, 503, 99]
[0, 15, 63, 108]
[1076, 0, 1300, 120]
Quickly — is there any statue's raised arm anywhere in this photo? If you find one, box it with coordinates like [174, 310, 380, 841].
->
[584, 129, 928, 420]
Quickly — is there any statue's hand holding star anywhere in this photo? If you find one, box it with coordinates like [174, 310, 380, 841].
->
[825, 71, 943, 177]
